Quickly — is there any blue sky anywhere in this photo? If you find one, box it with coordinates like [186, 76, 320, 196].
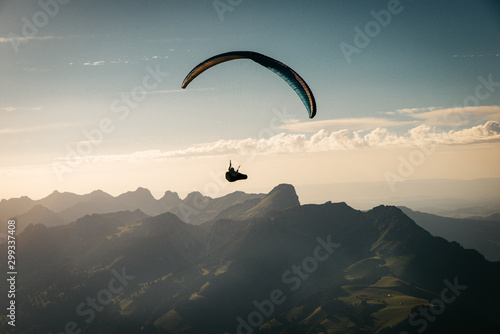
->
[1, 0, 499, 201]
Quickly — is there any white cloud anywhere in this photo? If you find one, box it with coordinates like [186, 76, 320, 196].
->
[82, 59, 131, 66]
[425, 120, 500, 144]
[409, 105, 500, 126]
[395, 107, 437, 114]
[81, 56, 167, 66]
[0, 122, 76, 135]
[279, 117, 416, 132]
[452, 53, 500, 58]
[54, 121, 500, 164]
[0, 35, 61, 43]
[83, 60, 106, 66]
[1, 106, 42, 112]
[146, 87, 215, 95]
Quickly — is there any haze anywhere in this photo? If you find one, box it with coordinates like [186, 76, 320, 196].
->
[1, 0, 499, 204]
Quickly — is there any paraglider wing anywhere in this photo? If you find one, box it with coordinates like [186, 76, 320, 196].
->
[181, 51, 316, 118]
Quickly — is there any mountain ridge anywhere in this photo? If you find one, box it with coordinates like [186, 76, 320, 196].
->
[1, 184, 499, 333]
[399, 206, 500, 261]
[0, 186, 266, 233]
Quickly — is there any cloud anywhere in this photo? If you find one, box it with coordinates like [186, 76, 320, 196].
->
[54, 121, 500, 165]
[424, 120, 500, 144]
[146, 87, 215, 95]
[394, 107, 437, 114]
[279, 117, 416, 132]
[82, 60, 130, 66]
[80, 56, 167, 66]
[408, 105, 500, 126]
[1, 106, 42, 112]
[83, 60, 106, 66]
[0, 165, 51, 178]
[0, 122, 76, 135]
[452, 53, 500, 58]
[0, 35, 62, 44]
[384, 105, 500, 127]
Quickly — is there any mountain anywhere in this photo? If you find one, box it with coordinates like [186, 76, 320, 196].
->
[0, 189, 116, 233]
[14, 205, 65, 232]
[203, 184, 300, 251]
[203, 183, 301, 233]
[0, 195, 35, 223]
[57, 187, 182, 223]
[0, 187, 261, 233]
[399, 206, 500, 261]
[1, 184, 499, 334]
[297, 178, 500, 214]
[486, 213, 500, 222]
[433, 204, 500, 219]
[168, 190, 265, 225]
[237, 183, 300, 219]
[37, 190, 105, 213]
[114, 187, 160, 213]
[159, 190, 183, 208]
[128, 203, 500, 334]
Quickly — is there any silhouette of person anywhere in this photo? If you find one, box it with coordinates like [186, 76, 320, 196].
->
[226, 160, 247, 182]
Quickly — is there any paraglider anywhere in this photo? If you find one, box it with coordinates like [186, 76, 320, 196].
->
[181, 51, 317, 182]
[225, 160, 247, 182]
[181, 51, 316, 118]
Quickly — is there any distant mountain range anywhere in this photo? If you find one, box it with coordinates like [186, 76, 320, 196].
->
[400, 206, 500, 262]
[2, 184, 499, 263]
[297, 178, 500, 217]
[1, 184, 499, 333]
[0, 187, 266, 235]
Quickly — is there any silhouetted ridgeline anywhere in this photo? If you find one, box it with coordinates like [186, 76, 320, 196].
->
[0, 184, 499, 333]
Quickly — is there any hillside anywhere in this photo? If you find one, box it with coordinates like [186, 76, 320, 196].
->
[400, 206, 500, 261]
[1, 184, 499, 334]
[0, 187, 264, 233]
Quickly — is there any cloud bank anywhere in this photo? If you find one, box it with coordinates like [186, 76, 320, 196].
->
[279, 117, 417, 132]
[55, 121, 500, 164]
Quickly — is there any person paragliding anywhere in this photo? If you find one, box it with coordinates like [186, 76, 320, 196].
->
[182, 51, 317, 183]
[225, 160, 247, 182]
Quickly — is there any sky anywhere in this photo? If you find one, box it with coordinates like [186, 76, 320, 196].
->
[1, 0, 499, 203]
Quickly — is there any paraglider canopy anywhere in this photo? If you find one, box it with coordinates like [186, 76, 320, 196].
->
[181, 51, 316, 118]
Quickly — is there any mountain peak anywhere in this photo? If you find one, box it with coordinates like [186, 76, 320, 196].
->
[89, 189, 108, 195]
[238, 184, 300, 219]
[267, 183, 300, 206]
[184, 191, 209, 201]
[162, 190, 180, 199]
[269, 183, 295, 193]
[118, 187, 154, 199]
[46, 190, 66, 199]
[135, 187, 152, 194]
